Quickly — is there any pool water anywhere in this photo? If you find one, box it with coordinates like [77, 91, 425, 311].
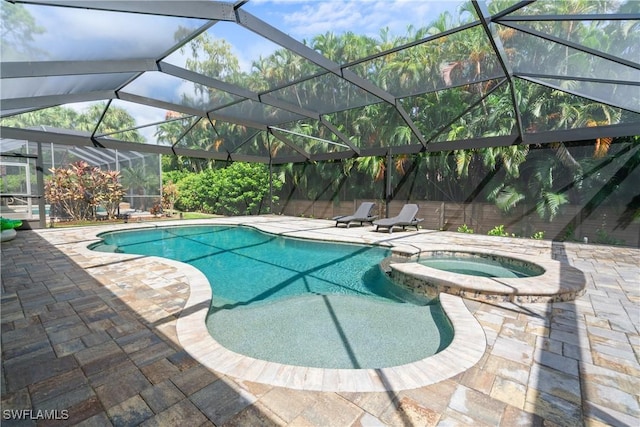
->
[95, 225, 426, 306]
[420, 253, 543, 278]
[93, 225, 452, 368]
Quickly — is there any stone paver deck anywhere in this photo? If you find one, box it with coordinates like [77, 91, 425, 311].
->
[2, 216, 639, 426]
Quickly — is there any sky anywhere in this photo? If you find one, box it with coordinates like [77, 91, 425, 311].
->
[231, 0, 464, 70]
[246, 0, 456, 40]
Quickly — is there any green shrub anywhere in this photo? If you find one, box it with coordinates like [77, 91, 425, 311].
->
[175, 170, 217, 212]
[594, 229, 624, 245]
[173, 163, 281, 215]
[531, 231, 545, 240]
[457, 224, 474, 233]
[487, 224, 513, 237]
[213, 163, 276, 215]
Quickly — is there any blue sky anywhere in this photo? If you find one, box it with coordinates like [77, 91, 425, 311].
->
[233, 0, 466, 69]
[245, 0, 457, 40]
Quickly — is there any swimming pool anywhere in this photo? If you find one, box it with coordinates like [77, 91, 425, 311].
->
[92, 225, 453, 368]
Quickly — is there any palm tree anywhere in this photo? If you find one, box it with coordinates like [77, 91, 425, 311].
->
[120, 165, 155, 210]
[2, 105, 78, 129]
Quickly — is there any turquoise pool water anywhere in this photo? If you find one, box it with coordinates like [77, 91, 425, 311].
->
[93, 225, 452, 368]
[94, 225, 427, 306]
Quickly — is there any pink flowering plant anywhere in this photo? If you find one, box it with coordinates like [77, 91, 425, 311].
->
[45, 161, 124, 220]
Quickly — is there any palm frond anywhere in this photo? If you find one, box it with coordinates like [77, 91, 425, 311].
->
[552, 142, 582, 173]
[455, 150, 472, 178]
[540, 191, 569, 221]
[594, 137, 612, 158]
[495, 186, 525, 213]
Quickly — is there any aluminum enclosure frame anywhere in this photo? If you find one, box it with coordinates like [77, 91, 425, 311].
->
[1, 0, 639, 164]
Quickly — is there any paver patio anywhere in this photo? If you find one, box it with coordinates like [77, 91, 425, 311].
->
[1, 216, 638, 426]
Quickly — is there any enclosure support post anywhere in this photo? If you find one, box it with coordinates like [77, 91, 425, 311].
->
[268, 136, 274, 214]
[385, 150, 393, 217]
[36, 142, 46, 228]
[269, 160, 273, 214]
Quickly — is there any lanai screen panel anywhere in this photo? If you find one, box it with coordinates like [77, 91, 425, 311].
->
[270, 119, 354, 156]
[1, 73, 136, 104]
[345, 25, 505, 98]
[506, 18, 640, 63]
[267, 72, 384, 115]
[162, 21, 327, 90]
[1, 2, 208, 62]
[503, 28, 639, 83]
[121, 72, 244, 112]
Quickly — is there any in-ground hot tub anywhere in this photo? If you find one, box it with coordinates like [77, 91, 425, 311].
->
[386, 246, 586, 303]
[418, 251, 545, 279]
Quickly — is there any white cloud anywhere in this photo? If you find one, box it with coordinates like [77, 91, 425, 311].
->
[284, 2, 365, 38]
[251, 0, 453, 42]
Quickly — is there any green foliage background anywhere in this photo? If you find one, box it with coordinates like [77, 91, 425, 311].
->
[171, 163, 281, 215]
